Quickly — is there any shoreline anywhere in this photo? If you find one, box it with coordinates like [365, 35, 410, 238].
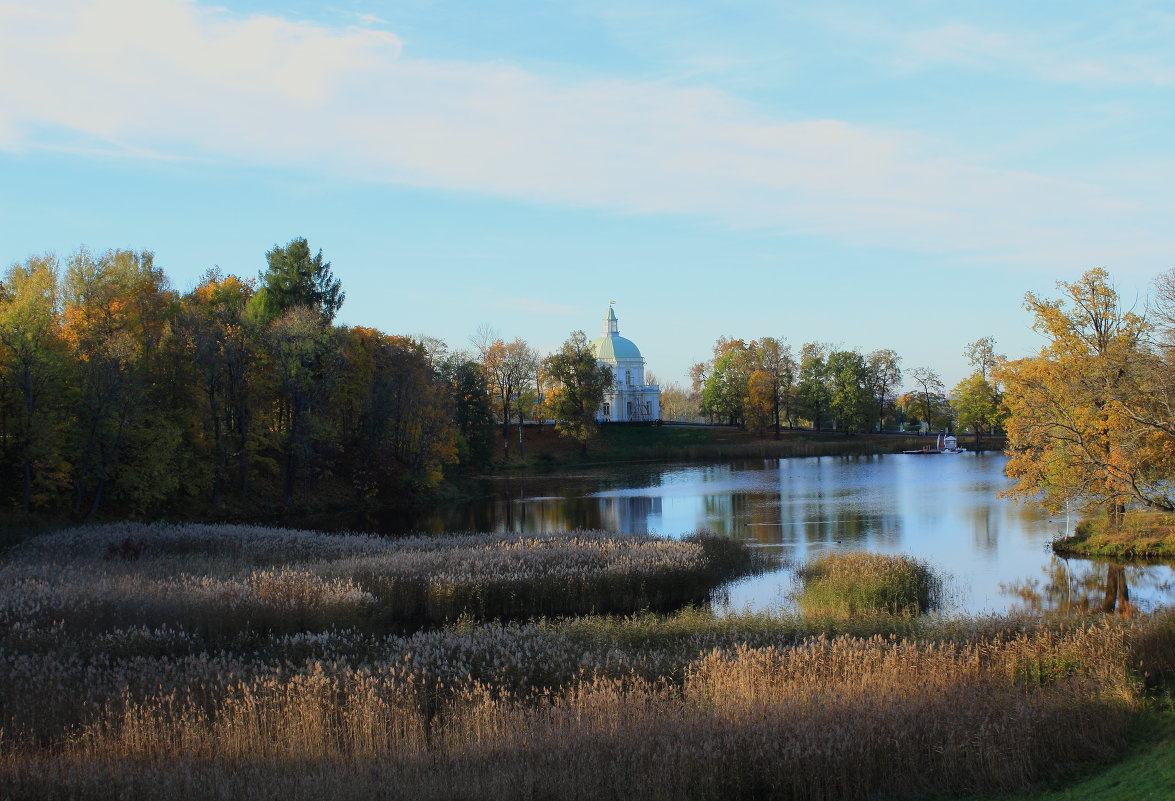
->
[1, 428, 1007, 539]
[1052, 510, 1175, 561]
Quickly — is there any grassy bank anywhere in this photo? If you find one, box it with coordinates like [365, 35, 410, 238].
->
[966, 711, 1175, 801]
[1055, 511, 1175, 560]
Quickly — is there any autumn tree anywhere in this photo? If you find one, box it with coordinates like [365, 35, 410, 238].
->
[177, 270, 257, 505]
[895, 391, 953, 432]
[745, 370, 774, 435]
[998, 268, 1170, 523]
[865, 349, 902, 431]
[963, 336, 1000, 381]
[478, 337, 540, 459]
[950, 372, 1003, 446]
[908, 367, 946, 432]
[657, 379, 698, 422]
[333, 329, 457, 500]
[688, 362, 711, 421]
[0, 239, 478, 517]
[544, 331, 612, 455]
[703, 339, 751, 426]
[796, 343, 831, 430]
[61, 248, 179, 518]
[750, 337, 795, 437]
[439, 356, 495, 467]
[0, 255, 67, 513]
[826, 349, 870, 433]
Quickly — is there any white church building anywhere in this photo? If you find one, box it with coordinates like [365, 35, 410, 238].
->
[590, 305, 661, 422]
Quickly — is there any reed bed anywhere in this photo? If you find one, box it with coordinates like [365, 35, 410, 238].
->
[796, 551, 942, 616]
[0, 523, 759, 634]
[1, 524, 1170, 800]
[2, 614, 1167, 800]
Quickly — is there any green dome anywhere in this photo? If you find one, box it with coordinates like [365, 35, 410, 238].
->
[591, 334, 642, 360]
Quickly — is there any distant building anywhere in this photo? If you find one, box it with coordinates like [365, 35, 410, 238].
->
[589, 305, 661, 422]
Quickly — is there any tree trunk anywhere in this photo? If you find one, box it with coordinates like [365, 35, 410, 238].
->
[22, 460, 31, 516]
[500, 396, 511, 460]
[209, 386, 223, 507]
[1107, 501, 1126, 529]
[20, 362, 33, 515]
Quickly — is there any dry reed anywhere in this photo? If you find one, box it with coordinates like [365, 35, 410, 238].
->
[0, 523, 759, 634]
[0, 524, 1168, 800]
[2, 619, 1158, 800]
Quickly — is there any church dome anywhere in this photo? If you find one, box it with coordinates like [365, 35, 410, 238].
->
[591, 334, 642, 360]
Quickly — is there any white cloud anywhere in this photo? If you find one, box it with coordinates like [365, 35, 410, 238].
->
[0, 0, 1171, 270]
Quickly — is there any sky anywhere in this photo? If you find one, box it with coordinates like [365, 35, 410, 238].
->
[2, 0, 1174, 389]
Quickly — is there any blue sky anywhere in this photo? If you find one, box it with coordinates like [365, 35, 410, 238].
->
[3, 0, 1174, 389]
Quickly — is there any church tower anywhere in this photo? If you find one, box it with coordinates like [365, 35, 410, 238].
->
[589, 305, 661, 422]
[604, 306, 619, 335]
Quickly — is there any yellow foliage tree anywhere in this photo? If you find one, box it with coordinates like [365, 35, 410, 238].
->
[746, 369, 775, 435]
[997, 268, 1173, 525]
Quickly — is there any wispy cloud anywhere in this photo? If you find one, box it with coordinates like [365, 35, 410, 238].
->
[887, 19, 1175, 86]
[0, 0, 1171, 270]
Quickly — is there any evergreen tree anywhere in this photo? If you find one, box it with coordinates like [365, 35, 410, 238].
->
[260, 238, 344, 323]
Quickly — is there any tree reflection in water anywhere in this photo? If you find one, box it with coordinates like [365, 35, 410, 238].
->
[1000, 559, 1169, 614]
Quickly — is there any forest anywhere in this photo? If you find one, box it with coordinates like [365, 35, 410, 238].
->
[0, 240, 497, 521]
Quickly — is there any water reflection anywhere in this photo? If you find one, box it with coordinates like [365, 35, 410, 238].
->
[1001, 559, 1172, 614]
[361, 453, 1174, 614]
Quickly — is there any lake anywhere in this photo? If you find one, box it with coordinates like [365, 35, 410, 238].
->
[399, 452, 1175, 615]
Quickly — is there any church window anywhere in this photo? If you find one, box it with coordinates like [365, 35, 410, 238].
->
[626, 401, 632, 417]
[603, 403, 610, 417]
[626, 370, 631, 385]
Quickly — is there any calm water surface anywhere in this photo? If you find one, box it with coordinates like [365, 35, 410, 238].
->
[405, 452, 1174, 615]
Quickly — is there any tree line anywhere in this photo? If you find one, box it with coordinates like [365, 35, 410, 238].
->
[683, 336, 1004, 440]
[0, 239, 614, 520]
[2, 236, 1019, 520]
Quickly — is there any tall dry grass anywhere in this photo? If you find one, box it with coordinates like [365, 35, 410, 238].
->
[2, 619, 1161, 800]
[0, 523, 760, 634]
[1, 523, 1170, 800]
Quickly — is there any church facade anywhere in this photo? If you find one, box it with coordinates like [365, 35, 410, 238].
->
[589, 306, 661, 422]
